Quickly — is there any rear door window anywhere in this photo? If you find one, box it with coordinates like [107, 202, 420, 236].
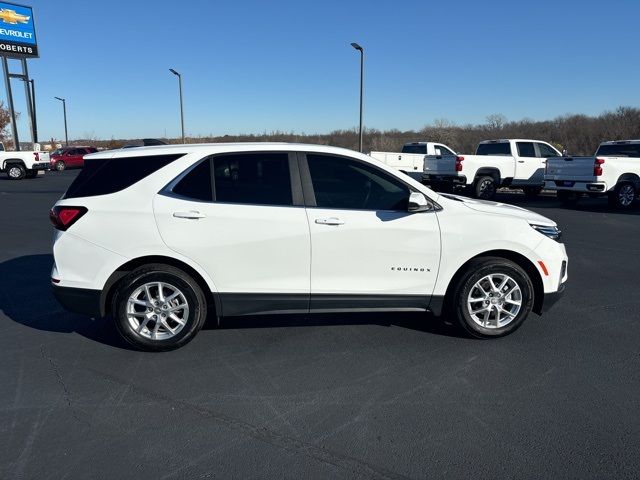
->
[212, 153, 293, 206]
[172, 158, 213, 201]
[476, 143, 511, 155]
[516, 142, 536, 157]
[64, 154, 183, 199]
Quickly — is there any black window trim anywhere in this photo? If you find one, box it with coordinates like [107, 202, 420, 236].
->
[161, 151, 304, 207]
[298, 151, 441, 212]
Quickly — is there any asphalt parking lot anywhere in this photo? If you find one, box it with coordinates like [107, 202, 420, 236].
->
[1, 170, 639, 479]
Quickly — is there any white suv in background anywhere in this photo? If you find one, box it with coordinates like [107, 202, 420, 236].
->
[50, 143, 568, 351]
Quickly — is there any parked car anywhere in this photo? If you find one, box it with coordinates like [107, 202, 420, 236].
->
[50, 146, 98, 171]
[0, 141, 50, 180]
[370, 142, 458, 181]
[423, 139, 562, 199]
[50, 143, 568, 351]
[544, 140, 640, 209]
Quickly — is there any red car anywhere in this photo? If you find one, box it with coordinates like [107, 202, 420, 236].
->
[50, 146, 98, 171]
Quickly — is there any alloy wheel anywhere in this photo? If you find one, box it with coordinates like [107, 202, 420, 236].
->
[467, 273, 522, 328]
[126, 281, 189, 340]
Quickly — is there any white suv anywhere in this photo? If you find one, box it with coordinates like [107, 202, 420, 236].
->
[50, 143, 568, 351]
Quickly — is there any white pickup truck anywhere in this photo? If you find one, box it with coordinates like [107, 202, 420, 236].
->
[544, 140, 640, 209]
[369, 142, 457, 181]
[423, 139, 562, 199]
[0, 142, 50, 180]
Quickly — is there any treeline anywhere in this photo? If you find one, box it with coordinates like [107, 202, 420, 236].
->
[86, 106, 640, 156]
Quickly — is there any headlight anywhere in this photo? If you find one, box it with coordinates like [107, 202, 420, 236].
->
[530, 224, 562, 241]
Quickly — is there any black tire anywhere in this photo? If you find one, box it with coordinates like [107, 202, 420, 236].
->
[25, 170, 38, 179]
[449, 257, 534, 339]
[557, 190, 579, 206]
[6, 163, 26, 180]
[55, 161, 66, 171]
[523, 186, 542, 198]
[608, 182, 636, 210]
[112, 264, 208, 351]
[474, 175, 497, 200]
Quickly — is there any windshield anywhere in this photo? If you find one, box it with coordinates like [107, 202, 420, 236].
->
[595, 143, 640, 157]
[51, 149, 64, 156]
[476, 143, 511, 156]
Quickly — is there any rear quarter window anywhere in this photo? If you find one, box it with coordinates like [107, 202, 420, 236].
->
[401, 145, 427, 154]
[64, 154, 183, 199]
[595, 144, 640, 157]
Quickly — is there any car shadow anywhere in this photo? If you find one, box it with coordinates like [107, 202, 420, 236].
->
[0, 254, 133, 350]
[0, 254, 463, 349]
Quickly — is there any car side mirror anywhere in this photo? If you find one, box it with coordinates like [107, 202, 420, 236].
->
[407, 192, 432, 212]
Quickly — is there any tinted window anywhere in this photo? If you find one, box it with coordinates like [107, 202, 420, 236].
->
[516, 142, 536, 157]
[64, 154, 182, 199]
[537, 143, 559, 157]
[401, 144, 427, 154]
[172, 158, 212, 201]
[595, 143, 640, 157]
[213, 153, 292, 206]
[476, 143, 511, 156]
[307, 154, 410, 210]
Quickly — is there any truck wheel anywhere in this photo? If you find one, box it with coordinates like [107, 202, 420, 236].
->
[557, 190, 579, 206]
[449, 257, 534, 339]
[609, 182, 636, 209]
[55, 161, 66, 171]
[112, 264, 208, 351]
[7, 164, 26, 180]
[474, 176, 497, 200]
[25, 170, 38, 179]
[523, 186, 542, 198]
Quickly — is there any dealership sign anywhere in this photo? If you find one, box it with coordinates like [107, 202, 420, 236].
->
[0, 2, 37, 57]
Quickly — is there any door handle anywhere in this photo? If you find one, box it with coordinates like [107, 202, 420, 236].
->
[518, 160, 525, 163]
[173, 211, 206, 219]
[315, 217, 345, 226]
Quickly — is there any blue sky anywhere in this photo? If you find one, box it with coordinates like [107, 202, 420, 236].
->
[4, 0, 640, 142]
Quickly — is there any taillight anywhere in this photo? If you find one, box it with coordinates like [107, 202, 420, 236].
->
[455, 156, 464, 172]
[49, 206, 88, 231]
[33, 152, 39, 161]
[594, 158, 604, 177]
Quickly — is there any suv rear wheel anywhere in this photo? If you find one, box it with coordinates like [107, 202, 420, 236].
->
[449, 257, 534, 338]
[113, 264, 208, 351]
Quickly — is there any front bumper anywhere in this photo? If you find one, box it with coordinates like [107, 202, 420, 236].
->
[52, 284, 102, 317]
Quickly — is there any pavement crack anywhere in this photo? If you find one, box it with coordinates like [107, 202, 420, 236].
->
[90, 367, 413, 480]
[40, 345, 89, 427]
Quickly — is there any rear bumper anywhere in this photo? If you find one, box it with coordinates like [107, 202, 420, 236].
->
[31, 162, 50, 171]
[541, 283, 566, 313]
[544, 180, 608, 193]
[423, 174, 467, 185]
[52, 284, 102, 317]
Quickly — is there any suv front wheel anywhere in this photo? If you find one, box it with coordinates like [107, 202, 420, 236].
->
[113, 264, 208, 351]
[450, 257, 534, 338]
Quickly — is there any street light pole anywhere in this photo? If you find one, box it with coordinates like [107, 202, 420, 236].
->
[169, 68, 185, 144]
[29, 79, 37, 143]
[351, 42, 364, 152]
[54, 96, 68, 146]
